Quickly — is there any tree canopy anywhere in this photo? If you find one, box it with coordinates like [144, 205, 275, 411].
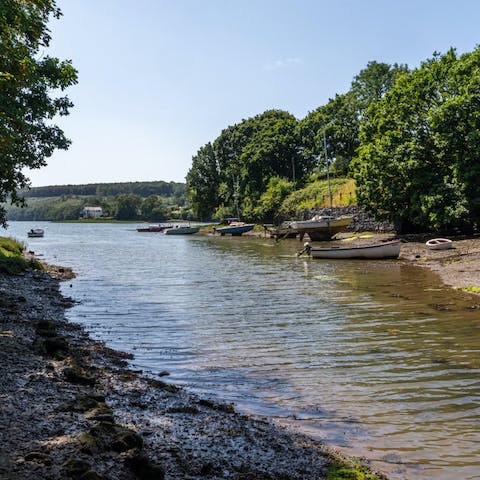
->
[352, 48, 480, 232]
[0, 0, 77, 225]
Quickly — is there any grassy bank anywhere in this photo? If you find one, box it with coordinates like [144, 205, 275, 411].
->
[0, 236, 42, 274]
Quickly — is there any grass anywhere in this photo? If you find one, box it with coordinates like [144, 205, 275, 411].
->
[326, 458, 381, 480]
[0, 236, 43, 274]
[454, 285, 480, 294]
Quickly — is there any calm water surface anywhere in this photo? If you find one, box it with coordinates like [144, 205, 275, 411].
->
[7, 222, 480, 480]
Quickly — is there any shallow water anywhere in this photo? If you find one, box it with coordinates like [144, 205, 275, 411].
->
[7, 221, 480, 480]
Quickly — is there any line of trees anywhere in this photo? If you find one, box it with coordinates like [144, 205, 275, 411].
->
[5, 191, 189, 222]
[187, 48, 480, 233]
[20, 181, 186, 199]
[186, 61, 407, 222]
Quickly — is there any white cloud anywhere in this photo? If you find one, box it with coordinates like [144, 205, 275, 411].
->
[264, 57, 302, 70]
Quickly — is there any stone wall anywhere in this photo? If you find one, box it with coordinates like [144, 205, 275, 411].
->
[298, 206, 395, 233]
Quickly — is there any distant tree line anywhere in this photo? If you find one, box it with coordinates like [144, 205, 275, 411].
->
[187, 48, 480, 233]
[20, 181, 185, 199]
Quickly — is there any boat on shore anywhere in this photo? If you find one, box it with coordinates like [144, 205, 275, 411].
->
[214, 221, 254, 236]
[264, 222, 298, 239]
[27, 228, 44, 238]
[300, 239, 401, 259]
[426, 238, 453, 250]
[164, 226, 199, 235]
[290, 215, 353, 241]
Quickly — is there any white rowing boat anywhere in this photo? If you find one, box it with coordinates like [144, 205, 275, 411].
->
[301, 239, 401, 259]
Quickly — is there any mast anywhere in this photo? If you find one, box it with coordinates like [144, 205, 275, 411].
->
[323, 127, 332, 208]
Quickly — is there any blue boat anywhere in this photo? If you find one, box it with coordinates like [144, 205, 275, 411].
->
[214, 221, 254, 236]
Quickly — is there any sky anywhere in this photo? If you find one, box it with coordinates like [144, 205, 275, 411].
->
[27, 0, 480, 187]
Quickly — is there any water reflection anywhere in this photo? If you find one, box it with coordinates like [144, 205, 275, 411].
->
[5, 222, 480, 480]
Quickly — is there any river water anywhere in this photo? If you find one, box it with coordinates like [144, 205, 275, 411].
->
[6, 221, 480, 479]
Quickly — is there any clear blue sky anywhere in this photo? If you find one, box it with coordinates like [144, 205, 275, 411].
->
[27, 0, 480, 186]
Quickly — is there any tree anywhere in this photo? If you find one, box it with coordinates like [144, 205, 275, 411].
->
[114, 194, 142, 220]
[352, 48, 480, 232]
[140, 195, 167, 222]
[350, 60, 409, 109]
[0, 0, 78, 226]
[186, 143, 219, 220]
[298, 92, 361, 175]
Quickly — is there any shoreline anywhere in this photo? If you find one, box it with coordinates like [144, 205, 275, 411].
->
[0, 268, 384, 480]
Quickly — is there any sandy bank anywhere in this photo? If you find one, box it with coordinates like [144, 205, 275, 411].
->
[0, 269, 383, 480]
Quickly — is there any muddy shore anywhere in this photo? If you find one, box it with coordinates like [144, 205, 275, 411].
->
[0, 268, 376, 480]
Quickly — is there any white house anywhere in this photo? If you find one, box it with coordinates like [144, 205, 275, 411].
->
[82, 206, 103, 218]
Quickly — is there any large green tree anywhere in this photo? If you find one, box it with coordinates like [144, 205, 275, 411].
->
[0, 0, 77, 225]
[352, 48, 480, 232]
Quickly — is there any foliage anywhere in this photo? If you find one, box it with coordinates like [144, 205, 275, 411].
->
[19, 180, 185, 199]
[299, 62, 408, 176]
[186, 143, 219, 220]
[187, 110, 314, 221]
[114, 194, 142, 220]
[326, 459, 379, 480]
[252, 177, 294, 222]
[0, 236, 41, 274]
[352, 48, 480, 232]
[0, 0, 78, 226]
[140, 195, 167, 222]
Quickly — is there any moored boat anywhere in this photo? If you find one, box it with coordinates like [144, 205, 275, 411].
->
[426, 238, 453, 250]
[301, 239, 401, 259]
[27, 228, 44, 238]
[290, 215, 353, 241]
[136, 224, 169, 232]
[164, 226, 199, 235]
[214, 221, 254, 236]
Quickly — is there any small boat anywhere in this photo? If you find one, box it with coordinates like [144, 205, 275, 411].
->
[164, 226, 199, 235]
[27, 228, 44, 238]
[426, 238, 453, 250]
[136, 224, 168, 232]
[290, 215, 353, 241]
[214, 221, 254, 236]
[301, 239, 401, 259]
[264, 222, 298, 239]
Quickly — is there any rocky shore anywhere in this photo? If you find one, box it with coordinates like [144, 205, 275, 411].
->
[0, 268, 380, 480]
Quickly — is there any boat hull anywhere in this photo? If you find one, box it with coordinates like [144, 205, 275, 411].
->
[309, 240, 401, 259]
[27, 229, 44, 238]
[291, 216, 353, 241]
[164, 227, 199, 235]
[215, 224, 254, 236]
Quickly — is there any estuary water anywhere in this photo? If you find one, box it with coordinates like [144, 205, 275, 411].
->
[7, 221, 480, 480]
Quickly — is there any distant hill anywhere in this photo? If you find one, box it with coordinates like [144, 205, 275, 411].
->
[5, 180, 188, 221]
[21, 180, 185, 199]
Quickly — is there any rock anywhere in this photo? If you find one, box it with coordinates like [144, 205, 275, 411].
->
[124, 453, 165, 480]
[80, 470, 108, 480]
[111, 429, 144, 452]
[44, 336, 69, 356]
[85, 405, 114, 423]
[63, 458, 91, 476]
[64, 366, 96, 386]
[24, 451, 52, 465]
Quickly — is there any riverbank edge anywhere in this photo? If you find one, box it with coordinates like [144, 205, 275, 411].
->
[0, 264, 387, 480]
